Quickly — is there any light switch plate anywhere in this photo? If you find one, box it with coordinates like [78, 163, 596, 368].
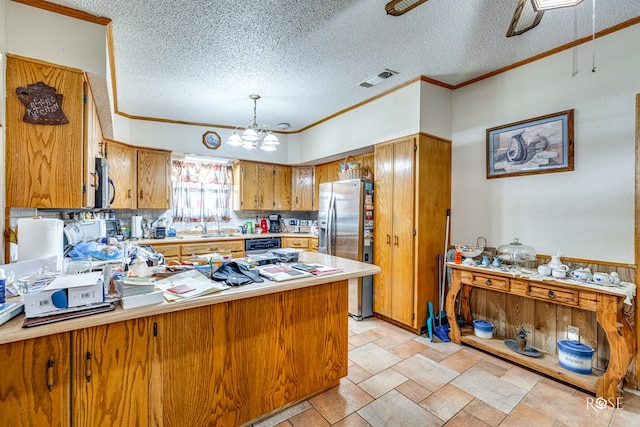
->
[567, 325, 579, 341]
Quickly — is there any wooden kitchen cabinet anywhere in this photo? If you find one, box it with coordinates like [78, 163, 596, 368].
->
[282, 236, 310, 250]
[105, 139, 136, 209]
[150, 243, 181, 263]
[72, 318, 155, 427]
[233, 160, 291, 210]
[5, 54, 85, 208]
[314, 153, 373, 212]
[83, 75, 104, 209]
[0, 333, 70, 427]
[291, 166, 315, 211]
[181, 239, 244, 259]
[137, 148, 171, 209]
[373, 134, 451, 331]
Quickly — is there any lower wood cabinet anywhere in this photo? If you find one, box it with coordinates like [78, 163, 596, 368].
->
[0, 334, 70, 427]
[282, 236, 310, 250]
[72, 319, 155, 427]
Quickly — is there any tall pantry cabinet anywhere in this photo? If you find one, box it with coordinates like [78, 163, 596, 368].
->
[373, 134, 451, 332]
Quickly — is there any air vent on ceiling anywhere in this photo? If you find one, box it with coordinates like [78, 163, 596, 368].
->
[359, 69, 399, 88]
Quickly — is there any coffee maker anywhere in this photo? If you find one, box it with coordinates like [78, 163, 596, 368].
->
[269, 214, 281, 233]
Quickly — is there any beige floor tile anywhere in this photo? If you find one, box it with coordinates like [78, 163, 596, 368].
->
[288, 407, 330, 427]
[443, 410, 490, 426]
[272, 421, 293, 427]
[473, 359, 509, 377]
[331, 412, 372, 427]
[440, 348, 484, 373]
[610, 405, 640, 427]
[463, 399, 506, 426]
[370, 336, 401, 350]
[348, 329, 382, 348]
[373, 323, 419, 344]
[347, 317, 385, 334]
[388, 338, 428, 359]
[358, 389, 443, 427]
[499, 403, 557, 427]
[499, 365, 542, 391]
[309, 377, 374, 424]
[419, 346, 450, 363]
[414, 335, 463, 356]
[395, 379, 433, 403]
[420, 383, 474, 422]
[358, 368, 408, 399]
[254, 401, 313, 427]
[394, 353, 459, 392]
[521, 381, 614, 426]
[347, 363, 373, 384]
[451, 366, 527, 413]
[474, 352, 515, 370]
[348, 342, 402, 375]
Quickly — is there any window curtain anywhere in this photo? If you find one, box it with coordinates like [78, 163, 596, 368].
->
[171, 160, 233, 222]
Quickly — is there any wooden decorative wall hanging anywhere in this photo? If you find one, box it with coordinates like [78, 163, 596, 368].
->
[15, 81, 68, 124]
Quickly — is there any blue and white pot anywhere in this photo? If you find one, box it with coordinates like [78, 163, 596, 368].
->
[557, 340, 594, 375]
[473, 320, 495, 339]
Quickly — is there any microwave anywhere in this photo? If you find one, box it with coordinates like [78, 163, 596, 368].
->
[94, 157, 115, 209]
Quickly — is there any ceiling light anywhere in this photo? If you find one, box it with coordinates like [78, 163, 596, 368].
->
[226, 94, 280, 151]
[359, 69, 398, 88]
[385, 0, 429, 16]
[532, 0, 583, 11]
[507, 0, 545, 37]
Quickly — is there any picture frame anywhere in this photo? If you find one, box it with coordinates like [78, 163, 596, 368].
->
[486, 109, 574, 179]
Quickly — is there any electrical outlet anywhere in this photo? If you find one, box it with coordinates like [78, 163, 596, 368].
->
[567, 325, 579, 341]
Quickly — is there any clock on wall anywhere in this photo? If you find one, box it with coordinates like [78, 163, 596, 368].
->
[202, 131, 221, 150]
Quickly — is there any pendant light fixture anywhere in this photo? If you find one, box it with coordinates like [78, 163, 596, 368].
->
[226, 94, 279, 151]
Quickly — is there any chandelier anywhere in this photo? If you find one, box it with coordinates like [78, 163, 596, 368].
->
[226, 94, 280, 151]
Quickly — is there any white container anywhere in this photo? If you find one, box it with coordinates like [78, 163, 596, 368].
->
[557, 340, 594, 375]
[473, 320, 494, 339]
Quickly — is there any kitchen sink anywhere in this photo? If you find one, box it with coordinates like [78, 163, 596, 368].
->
[200, 234, 241, 238]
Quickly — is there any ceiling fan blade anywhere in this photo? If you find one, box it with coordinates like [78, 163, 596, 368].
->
[507, 0, 545, 37]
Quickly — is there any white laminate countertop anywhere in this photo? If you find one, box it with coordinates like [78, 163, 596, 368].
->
[134, 232, 318, 245]
[0, 252, 378, 345]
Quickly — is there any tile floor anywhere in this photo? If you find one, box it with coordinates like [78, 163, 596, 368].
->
[253, 317, 640, 427]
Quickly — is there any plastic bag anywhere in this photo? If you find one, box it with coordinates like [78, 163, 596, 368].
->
[69, 241, 122, 261]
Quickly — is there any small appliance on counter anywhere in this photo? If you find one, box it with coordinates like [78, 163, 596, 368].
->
[268, 214, 281, 233]
[260, 218, 269, 234]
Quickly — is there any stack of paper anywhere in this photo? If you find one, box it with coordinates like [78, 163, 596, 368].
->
[256, 265, 313, 282]
[0, 301, 25, 326]
[156, 270, 229, 302]
[116, 277, 156, 297]
[290, 263, 343, 275]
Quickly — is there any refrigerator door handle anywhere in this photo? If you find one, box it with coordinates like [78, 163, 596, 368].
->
[327, 193, 336, 255]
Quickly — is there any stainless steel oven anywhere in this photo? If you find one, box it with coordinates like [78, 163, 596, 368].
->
[245, 237, 281, 255]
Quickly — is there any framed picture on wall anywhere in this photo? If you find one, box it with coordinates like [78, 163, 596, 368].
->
[486, 109, 574, 179]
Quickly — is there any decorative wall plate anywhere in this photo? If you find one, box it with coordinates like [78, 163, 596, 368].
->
[203, 131, 221, 149]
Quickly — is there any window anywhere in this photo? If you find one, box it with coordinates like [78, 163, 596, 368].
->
[171, 159, 233, 222]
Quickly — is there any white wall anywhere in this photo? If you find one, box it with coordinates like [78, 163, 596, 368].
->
[451, 24, 639, 263]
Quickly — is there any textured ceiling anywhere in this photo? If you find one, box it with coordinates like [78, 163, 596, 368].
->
[42, 0, 640, 132]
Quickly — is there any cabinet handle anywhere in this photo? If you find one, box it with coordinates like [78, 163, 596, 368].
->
[46, 359, 55, 392]
[386, 234, 391, 245]
[140, 190, 144, 199]
[85, 351, 92, 383]
[485, 279, 492, 286]
[127, 189, 132, 199]
[548, 290, 556, 299]
[261, 195, 264, 204]
[394, 235, 399, 246]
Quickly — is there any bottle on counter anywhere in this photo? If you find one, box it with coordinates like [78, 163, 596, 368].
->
[0, 267, 6, 304]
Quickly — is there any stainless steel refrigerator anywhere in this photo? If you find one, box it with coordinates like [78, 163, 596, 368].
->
[318, 178, 374, 320]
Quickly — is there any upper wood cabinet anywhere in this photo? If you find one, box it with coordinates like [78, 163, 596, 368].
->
[5, 54, 85, 208]
[83, 76, 104, 209]
[373, 134, 451, 331]
[105, 139, 136, 209]
[291, 166, 315, 211]
[314, 153, 373, 212]
[234, 161, 291, 211]
[137, 148, 171, 209]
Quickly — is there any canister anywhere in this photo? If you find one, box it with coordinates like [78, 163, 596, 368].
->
[557, 340, 594, 374]
[473, 320, 495, 339]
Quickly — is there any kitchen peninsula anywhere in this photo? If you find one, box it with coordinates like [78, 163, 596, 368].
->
[0, 252, 379, 427]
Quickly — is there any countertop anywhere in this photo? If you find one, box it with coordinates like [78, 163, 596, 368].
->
[0, 252, 379, 345]
[134, 232, 318, 245]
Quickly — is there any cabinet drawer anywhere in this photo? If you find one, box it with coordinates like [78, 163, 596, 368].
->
[181, 240, 244, 256]
[282, 237, 309, 249]
[526, 283, 579, 306]
[309, 238, 318, 252]
[461, 271, 509, 291]
[151, 244, 180, 258]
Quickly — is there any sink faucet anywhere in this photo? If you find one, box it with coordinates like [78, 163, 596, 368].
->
[196, 222, 208, 236]
[216, 220, 222, 235]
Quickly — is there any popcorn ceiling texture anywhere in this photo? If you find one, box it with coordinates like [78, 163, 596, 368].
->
[45, 0, 640, 131]
[86, 72, 113, 139]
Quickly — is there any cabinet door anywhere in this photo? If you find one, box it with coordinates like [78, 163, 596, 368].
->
[390, 139, 416, 326]
[6, 55, 84, 208]
[235, 161, 261, 210]
[72, 318, 154, 427]
[106, 140, 136, 209]
[373, 142, 394, 317]
[137, 149, 170, 209]
[0, 334, 70, 427]
[273, 164, 291, 210]
[258, 163, 275, 209]
[291, 166, 314, 211]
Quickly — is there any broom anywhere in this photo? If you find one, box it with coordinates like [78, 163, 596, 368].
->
[433, 209, 451, 342]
